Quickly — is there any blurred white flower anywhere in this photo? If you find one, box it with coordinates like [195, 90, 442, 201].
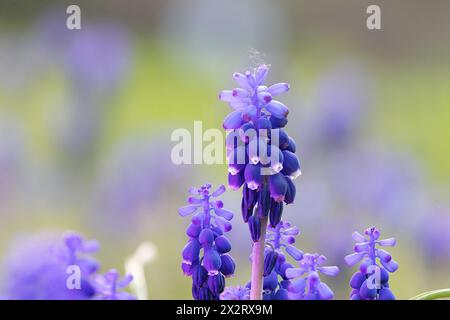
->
[125, 242, 157, 300]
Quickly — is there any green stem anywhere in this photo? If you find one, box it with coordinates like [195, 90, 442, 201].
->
[410, 289, 450, 300]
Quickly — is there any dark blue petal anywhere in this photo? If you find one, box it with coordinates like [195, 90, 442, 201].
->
[248, 215, 261, 242]
[349, 271, 366, 289]
[263, 292, 275, 300]
[192, 284, 200, 300]
[269, 115, 288, 129]
[211, 225, 223, 236]
[244, 163, 262, 190]
[199, 229, 215, 246]
[192, 265, 208, 287]
[255, 117, 272, 131]
[182, 239, 200, 264]
[267, 145, 284, 173]
[228, 171, 245, 190]
[269, 200, 283, 228]
[279, 279, 290, 290]
[257, 185, 271, 217]
[215, 236, 232, 253]
[284, 177, 296, 204]
[241, 197, 252, 223]
[379, 287, 395, 300]
[186, 223, 202, 238]
[275, 129, 289, 150]
[219, 254, 236, 277]
[274, 288, 289, 300]
[181, 262, 194, 276]
[263, 271, 278, 291]
[198, 286, 214, 300]
[269, 173, 288, 202]
[359, 280, 377, 299]
[207, 274, 225, 295]
[281, 151, 301, 179]
[244, 184, 258, 210]
[350, 293, 362, 300]
[203, 247, 222, 275]
[286, 137, 296, 153]
[264, 250, 278, 276]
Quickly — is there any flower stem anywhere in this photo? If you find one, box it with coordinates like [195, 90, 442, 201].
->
[250, 215, 268, 300]
[410, 289, 450, 300]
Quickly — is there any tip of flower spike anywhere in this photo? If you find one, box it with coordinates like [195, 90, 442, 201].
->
[364, 226, 380, 240]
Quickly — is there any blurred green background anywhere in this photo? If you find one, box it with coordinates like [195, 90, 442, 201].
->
[0, 0, 449, 299]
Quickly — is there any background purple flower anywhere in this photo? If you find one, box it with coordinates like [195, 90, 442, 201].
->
[2, 232, 98, 300]
[179, 184, 236, 300]
[345, 226, 397, 300]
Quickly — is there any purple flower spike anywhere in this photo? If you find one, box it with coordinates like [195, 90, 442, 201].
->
[220, 65, 300, 300]
[179, 183, 235, 300]
[345, 226, 398, 300]
[286, 253, 339, 300]
[220, 64, 300, 236]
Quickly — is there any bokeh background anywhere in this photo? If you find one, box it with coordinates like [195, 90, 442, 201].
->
[0, 0, 449, 299]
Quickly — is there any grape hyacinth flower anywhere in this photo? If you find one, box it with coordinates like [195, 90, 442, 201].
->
[260, 220, 304, 300]
[179, 183, 236, 300]
[219, 64, 300, 299]
[3, 231, 137, 300]
[4, 232, 99, 299]
[93, 269, 136, 300]
[286, 253, 339, 300]
[345, 226, 398, 300]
